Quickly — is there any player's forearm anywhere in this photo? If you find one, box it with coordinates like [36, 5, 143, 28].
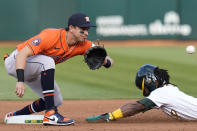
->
[16, 53, 28, 69]
[16, 46, 33, 69]
[120, 101, 145, 117]
[16, 53, 28, 82]
[108, 101, 145, 120]
[16, 46, 33, 82]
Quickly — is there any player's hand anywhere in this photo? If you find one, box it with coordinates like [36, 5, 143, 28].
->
[103, 56, 114, 67]
[15, 82, 26, 97]
[86, 113, 111, 122]
[84, 46, 107, 70]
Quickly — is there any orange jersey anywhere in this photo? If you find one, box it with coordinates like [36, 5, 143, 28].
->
[17, 28, 94, 64]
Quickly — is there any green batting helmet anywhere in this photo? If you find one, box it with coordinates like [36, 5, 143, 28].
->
[135, 64, 158, 96]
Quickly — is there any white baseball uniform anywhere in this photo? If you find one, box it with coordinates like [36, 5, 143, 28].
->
[147, 84, 197, 120]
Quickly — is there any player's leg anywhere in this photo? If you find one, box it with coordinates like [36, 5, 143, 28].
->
[7, 79, 64, 116]
[15, 54, 57, 112]
[25, 55, 74, 125]
[5, 53, 74, 125]
[7, 98, 46, 116]
[25, 78, 64, 111]
[5, 52, 47, 116]
[5, 51, 57, 110]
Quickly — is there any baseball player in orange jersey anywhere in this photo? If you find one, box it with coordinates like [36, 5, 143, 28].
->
[4, 13, 114, 126]
[86, 64, 197, 122]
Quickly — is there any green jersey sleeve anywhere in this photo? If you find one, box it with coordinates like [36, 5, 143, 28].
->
[137, 98, 156, 112]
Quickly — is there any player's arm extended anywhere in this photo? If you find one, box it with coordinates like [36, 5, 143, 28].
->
[121, 98, 156, 117]
[109, 98, 155, 120]
[86, 98, 156, 122]
[15, 46, 33, 97]
[120, 101, 147, 117]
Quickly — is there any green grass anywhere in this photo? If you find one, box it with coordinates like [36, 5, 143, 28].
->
[0, 45, 197, 100]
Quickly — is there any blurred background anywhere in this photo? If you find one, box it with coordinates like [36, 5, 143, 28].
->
[0, 0, 197, 100]
[1, 0, 197, 40]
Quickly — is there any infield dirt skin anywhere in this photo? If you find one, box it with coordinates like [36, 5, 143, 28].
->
[1, 100, 197, 131]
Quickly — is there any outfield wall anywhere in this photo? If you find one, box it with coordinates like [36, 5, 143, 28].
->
[1, 0, 197, 40]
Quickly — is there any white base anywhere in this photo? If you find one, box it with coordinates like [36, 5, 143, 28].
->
[4, 115, 44, 124]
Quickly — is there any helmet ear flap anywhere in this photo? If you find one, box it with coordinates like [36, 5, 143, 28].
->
[142, 76, 157, 97]
[144, 73, 157, 91]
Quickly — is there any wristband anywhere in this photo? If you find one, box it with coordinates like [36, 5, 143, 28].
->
[16, 69, 24, 82]
[103, 59, 111, 68]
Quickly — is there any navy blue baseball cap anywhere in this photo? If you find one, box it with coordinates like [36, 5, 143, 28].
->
[68, 13, 96, 28]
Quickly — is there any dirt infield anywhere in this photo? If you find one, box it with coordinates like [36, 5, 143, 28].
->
[1, 100, 197, 131]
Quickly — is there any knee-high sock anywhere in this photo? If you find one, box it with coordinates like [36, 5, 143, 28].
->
[14, 98, 46, 115]
[41, 69, 55, 111]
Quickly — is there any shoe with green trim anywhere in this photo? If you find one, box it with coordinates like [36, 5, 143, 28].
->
[86, 113, 110, 122]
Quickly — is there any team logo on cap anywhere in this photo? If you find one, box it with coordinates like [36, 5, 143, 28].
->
[85, 16, 90, 22]
[31, 38, 41, 46]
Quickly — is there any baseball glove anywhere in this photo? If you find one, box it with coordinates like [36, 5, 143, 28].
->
[84, 46, 107, 70]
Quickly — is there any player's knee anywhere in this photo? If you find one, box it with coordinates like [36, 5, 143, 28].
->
[5, 60, 16, 77]
[41, 57, 55, 71]
[6, 70, 15, 77]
